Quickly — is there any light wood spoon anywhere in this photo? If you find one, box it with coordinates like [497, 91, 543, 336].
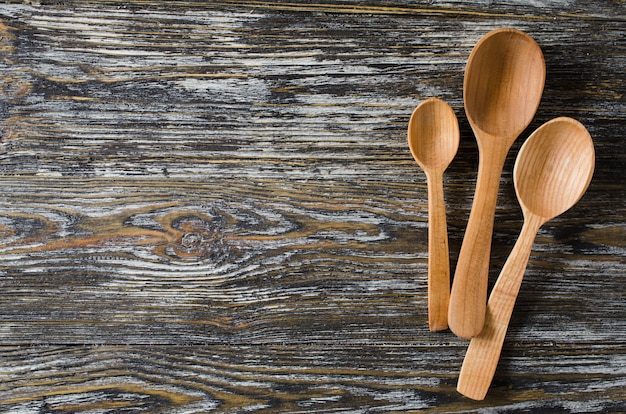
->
[408, 97, 460, 331]
[457, 117, 595, 400]
[449, 28, 546, 339]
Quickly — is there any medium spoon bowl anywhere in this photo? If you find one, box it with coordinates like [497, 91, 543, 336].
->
[514, 118, 595, 219]
[449, 28, 546, 339]
[457, 117, 595, 400]
[408, 97, 460, 331]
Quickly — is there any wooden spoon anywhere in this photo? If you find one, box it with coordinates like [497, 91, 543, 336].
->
[408, 97, 460, 331]
[449, 28, 546, 339]
[457, 117, 595, 400]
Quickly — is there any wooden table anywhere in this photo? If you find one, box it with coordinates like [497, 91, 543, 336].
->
[1, 1, 624, 412]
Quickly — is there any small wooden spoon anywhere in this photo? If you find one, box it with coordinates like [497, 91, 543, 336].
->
[408, 97, 460, 331]
[449, 28, 546, 339]
[457, 117, 595, 400]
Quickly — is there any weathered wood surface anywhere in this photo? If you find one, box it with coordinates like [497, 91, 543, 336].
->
[0, 1, 624, 412]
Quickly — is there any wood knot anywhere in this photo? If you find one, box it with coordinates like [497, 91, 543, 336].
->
[160, 212, 230, 263]
[181, 231, 204, 250]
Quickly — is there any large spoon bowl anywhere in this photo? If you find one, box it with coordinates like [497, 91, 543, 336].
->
[408, 97, 460, 331]
[449, 28, 546, 339]
[465, 29, 546, 137]
[457, 117, 595, 400]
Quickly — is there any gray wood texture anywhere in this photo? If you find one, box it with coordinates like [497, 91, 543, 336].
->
[1, 1, 624, 412]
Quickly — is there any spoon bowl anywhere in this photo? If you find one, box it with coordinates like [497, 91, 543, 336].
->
[409, 98, 460, 172]
[465, 29, 546, 137]
[408, 97, 460, 331]
[449, 28, 546, 339]
[515, 118, 595, 219]
[457, 117, 595, 400]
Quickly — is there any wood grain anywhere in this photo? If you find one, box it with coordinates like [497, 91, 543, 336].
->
[0, 0, 624, 411]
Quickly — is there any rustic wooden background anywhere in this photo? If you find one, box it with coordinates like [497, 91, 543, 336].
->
[0, 1, 624, 412]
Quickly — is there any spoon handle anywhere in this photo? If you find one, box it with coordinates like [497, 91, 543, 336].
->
[457, 214, 543, 400]
[426, 171, 450, 332]
[448, 140, 510, 339]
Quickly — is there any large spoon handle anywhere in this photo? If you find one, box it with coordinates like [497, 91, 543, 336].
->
[426, 171, 450, 332]
[457, 214, 543, 400]
[449, 140, 511, 338]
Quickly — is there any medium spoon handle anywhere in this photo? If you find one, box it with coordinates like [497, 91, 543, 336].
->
[426, 170, 450, 332]
[449, 138, 511, 338]
[457, 214, 543, 400]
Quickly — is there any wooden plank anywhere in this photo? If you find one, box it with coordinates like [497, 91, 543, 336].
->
[1, 344, 625, 412]
[0, 0, 624, 411]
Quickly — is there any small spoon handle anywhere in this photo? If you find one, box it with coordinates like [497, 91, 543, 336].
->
[448, 138, 510, 339]
[426, 170, 450, 332]
[457, 214, 543, 400]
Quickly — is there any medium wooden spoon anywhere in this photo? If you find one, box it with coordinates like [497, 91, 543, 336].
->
[408, 97, 460, 331]
[449, 28, 546, 339]
[457, 117, 595, 400]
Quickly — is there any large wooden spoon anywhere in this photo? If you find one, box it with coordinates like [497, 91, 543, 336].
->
[449, 28, 546, 339]
[457, 117, 595, 400]
[408, 98, 460, 331]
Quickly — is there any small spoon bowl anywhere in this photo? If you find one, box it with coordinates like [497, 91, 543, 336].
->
[408, 97, 459, 331]
[457, 117, 595, 400]
[409, 97, 460, 172]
